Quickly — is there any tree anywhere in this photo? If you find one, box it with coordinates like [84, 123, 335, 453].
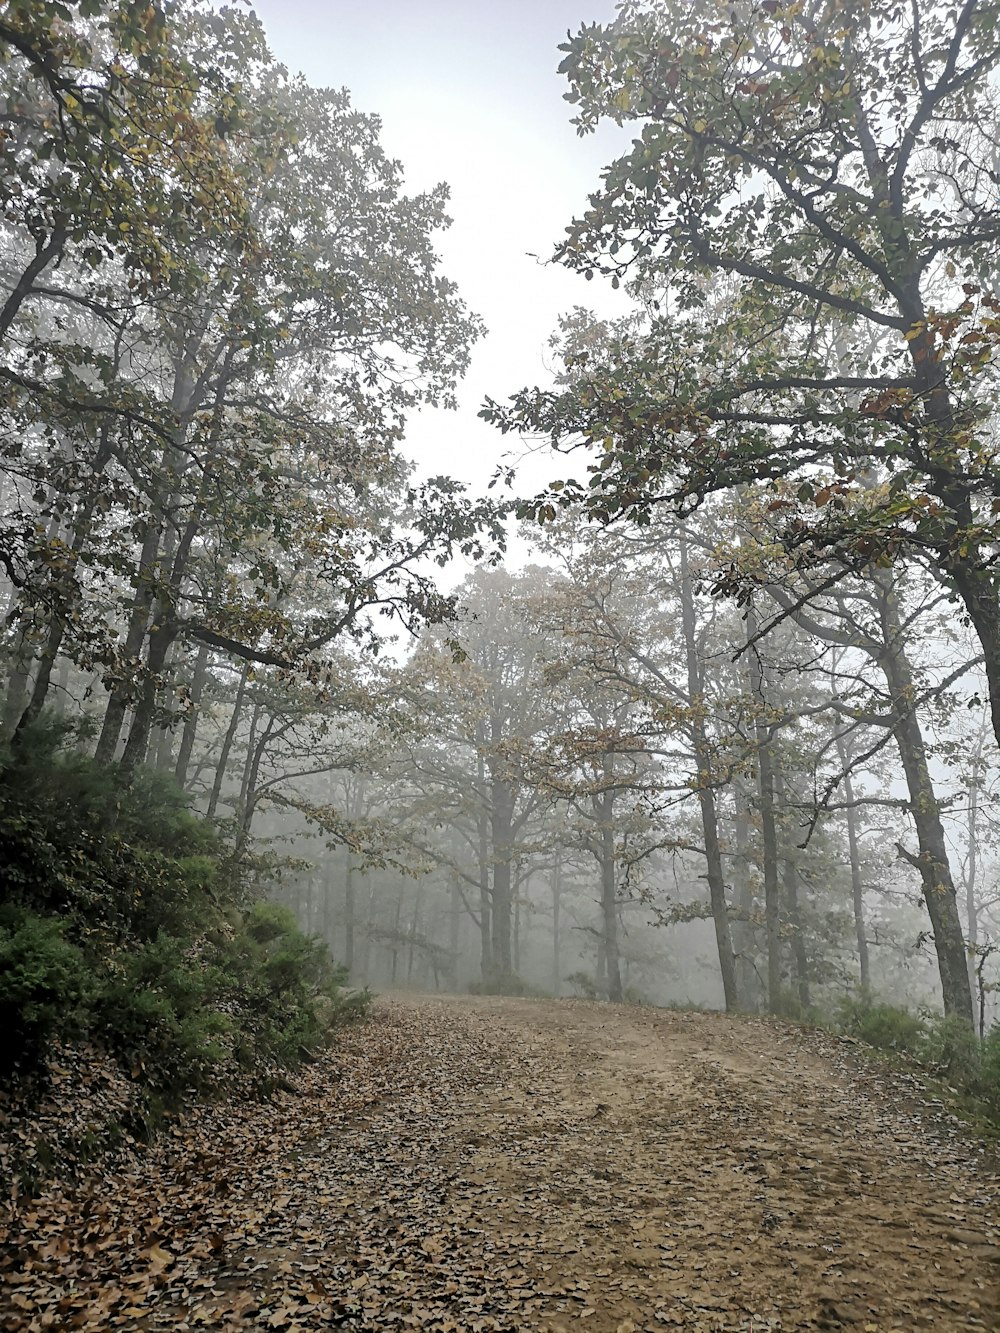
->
[490, 0, 1000, 753]
[394, 570, 556, 984]
[753, 556, 976, 1022]
[529, 516, 743, 1007]
[1, 2, 500, 770]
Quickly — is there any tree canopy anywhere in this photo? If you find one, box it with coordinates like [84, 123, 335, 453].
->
[488, 0, 1000, 746]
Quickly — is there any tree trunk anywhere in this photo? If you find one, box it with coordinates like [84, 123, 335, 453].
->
[731, 779, 763, 1010]
[119, 619, 176, 773]
[551, 859, 562, 996]
[360, 875, 376, 983]
[449, 880, 462, 989]
[95, 517, 163, 765]
[679, 533, 739, 1010]
[407, 882, 423, 985]
[596, 781, 623, 1002]
[174, 641, 210, 789]
[834, 732, 871, 994]
[875, 579, 974, 1027]
[513, 869, 521, 976]
[206, 663, 250, 820]
[13, 427, 117, 740]
[490, 778, 514, 976]
[344, 856, 355, 973]
[390, 887, 403, 985]
[476, 736, 493, 979]
[746, 601, 782, 1013]
[4, 509, 61, 740]
[776, 771, 810, 1012]
[961, 729, 985, 997]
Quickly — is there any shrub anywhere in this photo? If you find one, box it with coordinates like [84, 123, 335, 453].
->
[0, 722, 366, 1098]
[564, 971, 601, 999]
[920, 1013, 982, 1085]
[979, 1026, 1000, 1118]
[834, 997, 925, 1054]
[468, 971, 549, 998]
[0, 908, 88, 1070]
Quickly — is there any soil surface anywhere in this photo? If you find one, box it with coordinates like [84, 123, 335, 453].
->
[2, 993, 998, 1331]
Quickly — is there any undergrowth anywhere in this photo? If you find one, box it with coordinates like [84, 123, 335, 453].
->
[0, 720, 369, 1189]
[832, 994, 1000, 1127]
[468, 971, 552, 999]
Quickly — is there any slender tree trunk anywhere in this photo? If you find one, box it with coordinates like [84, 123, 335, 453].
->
[14, 427, 117, 739]
[407, 882, 423, 985]
[746, 601, 782, 1013]
[4, 509, 61, 739]
[596, 780, 623, 1003]
[391, 887, 403, 985]
[206, 664, 249, 820]
[731, 779, 762, 1010]
[551, 859, 562, 996]
[776, 771, 810, 1012]
[174, 641, 210, 788]
[322, 858, 333, 951]
[2, 626, 35, 740]
[238, 700, 264, 815]
[490, 778, 514, 976]
[476, 736, 493, 979]
[360, 875, 376, 983]
[513, 871, 521, 976]
[835, 738, 871, 994]
[234, 712, 273, 856]
[344, 856, 355, 973]
[679, 534, 739, 1009]
[962, 731, 984, 996]
[875, 579, 973, 1026]
[449, 880, 462, 989]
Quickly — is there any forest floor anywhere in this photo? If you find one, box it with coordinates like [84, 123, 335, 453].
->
[2, 993, 999, 1333]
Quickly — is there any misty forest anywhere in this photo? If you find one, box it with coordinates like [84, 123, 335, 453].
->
[1, 0, 999, 1329]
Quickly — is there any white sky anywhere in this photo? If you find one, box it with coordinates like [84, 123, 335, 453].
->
[248, 0, 632, 498]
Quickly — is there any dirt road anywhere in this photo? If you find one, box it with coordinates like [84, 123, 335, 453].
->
[2, 994, 998, 1331]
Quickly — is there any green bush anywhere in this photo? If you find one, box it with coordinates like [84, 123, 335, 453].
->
[921, 1013, 982, 1085]
[834, 997, 925, 1053]
[830, 994, 1000, 1129]
[0, 721, 368, 1098]
[0, 719, 228, 948]
[979, 1026, 1000, 1117]
[0, 908, 88, 1069]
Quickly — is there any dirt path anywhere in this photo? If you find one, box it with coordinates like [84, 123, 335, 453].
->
[2, 995, 998, 1332]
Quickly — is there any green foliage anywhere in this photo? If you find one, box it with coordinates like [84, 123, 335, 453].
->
[834, 997, 926, 1053]
[832, 994, 1000, 1128]
[0, 908, 88, 1069]
[1, 720, 227, 947]
[979, 1028, 1000, 1119]
[921, 1014, 983, 1086]
[0, 728, 366, 1098]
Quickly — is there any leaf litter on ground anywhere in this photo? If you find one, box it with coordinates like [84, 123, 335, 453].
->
[1, 995, 998, 1332]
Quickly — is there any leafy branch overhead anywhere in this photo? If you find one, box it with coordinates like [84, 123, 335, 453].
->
[485, 0, 1000, 749]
